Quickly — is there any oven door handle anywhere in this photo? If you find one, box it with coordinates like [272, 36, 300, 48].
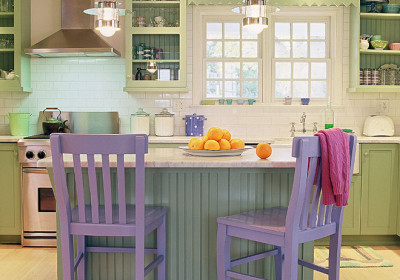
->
[23, 168, 49, 174]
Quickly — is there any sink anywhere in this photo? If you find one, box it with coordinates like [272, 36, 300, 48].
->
[268, 138, 360, 174]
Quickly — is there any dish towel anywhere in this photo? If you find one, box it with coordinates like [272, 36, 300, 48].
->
[315, 128, 350, 206]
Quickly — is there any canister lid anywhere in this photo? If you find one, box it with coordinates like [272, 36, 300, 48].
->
[132, 108, 149, 116]
[156, 108, 174, 117]
[183, 113, 206, 119]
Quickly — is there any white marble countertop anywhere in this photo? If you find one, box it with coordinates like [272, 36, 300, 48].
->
[37, 147, 296, 169]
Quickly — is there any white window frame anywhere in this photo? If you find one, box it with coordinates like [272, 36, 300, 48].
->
[193, 6, 344, 106]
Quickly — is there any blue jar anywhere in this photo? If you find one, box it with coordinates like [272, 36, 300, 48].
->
[183, 114, 207, 136]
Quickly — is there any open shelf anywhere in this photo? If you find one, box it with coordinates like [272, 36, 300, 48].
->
[347, 85, 400, 93]
[0, 48, 13, 52]
[130, 27, 181, 34]
[360, 12, 400, 20]
[132, 59, 179, 63]
[360, 49, 400, 55]
[131, 1, 180, 8]
[0, 12, 14, 17]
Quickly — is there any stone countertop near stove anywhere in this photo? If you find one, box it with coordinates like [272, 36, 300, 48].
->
[0, 136, 24, 142]
[37, 147, 296, 169]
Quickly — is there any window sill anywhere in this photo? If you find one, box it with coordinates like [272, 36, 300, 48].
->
[190, 104, 345, 109]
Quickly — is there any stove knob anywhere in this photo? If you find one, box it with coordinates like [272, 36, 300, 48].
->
[26, 151, 34, 159]
[37, 151, 46, 159]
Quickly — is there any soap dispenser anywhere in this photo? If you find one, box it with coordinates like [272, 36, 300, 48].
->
[324, 97, 334, 129]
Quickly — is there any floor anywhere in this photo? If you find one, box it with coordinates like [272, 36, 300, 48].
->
[0, 245, 398, 279]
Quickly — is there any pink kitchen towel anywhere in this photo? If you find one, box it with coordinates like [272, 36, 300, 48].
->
[315, 128, 350, 206]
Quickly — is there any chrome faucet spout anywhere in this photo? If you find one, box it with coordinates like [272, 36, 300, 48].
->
[300, 112, 306, 134]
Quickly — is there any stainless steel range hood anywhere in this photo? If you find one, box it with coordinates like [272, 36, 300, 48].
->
[25, 0, 120, 57]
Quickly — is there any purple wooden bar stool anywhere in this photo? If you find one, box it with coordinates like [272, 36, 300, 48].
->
[51, 134, 167, 280]
[216, 135, 357, 280]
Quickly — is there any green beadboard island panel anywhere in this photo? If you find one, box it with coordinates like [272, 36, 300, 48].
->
[50, 167, 313, 280]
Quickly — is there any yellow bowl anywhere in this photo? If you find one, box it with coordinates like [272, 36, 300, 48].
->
[371, 40, 388, 50]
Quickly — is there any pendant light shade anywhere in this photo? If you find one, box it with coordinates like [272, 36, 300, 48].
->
[232, 0, 279, 34]
[84, 1, 125, 37]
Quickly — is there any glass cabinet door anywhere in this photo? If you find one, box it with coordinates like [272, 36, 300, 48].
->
[125, 0, 187, 92]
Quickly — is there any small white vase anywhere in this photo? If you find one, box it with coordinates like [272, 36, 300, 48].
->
[360, 39, 369, 50]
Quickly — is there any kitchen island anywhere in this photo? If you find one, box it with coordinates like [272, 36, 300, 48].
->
[38, 147, 314, 280]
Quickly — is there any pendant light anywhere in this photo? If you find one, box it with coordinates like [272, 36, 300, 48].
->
[84, 1, 126, 37]
[232, 0, 279, 34]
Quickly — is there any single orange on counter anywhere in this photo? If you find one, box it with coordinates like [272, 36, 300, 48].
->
[218, 139, 231, 150]
[207, 127, 223, 141]
[230, 139, 245, 149]
[256, 142, 272, 159]
[221, 129, 231, 141]
[204, 140, 220, 150]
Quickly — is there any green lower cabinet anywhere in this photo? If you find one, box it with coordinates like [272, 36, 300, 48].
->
[361, 144, 398, 235]
[342, 175, 361, 235]
[0, 143, 20, 237]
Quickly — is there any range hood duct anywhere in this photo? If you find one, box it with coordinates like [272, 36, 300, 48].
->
[25, 0, 120, 57]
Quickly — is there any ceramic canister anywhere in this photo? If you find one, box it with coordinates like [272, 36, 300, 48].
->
[155, 108, 174, 137]
[183, 113, 207, 136]
[130, 108, 150, 135]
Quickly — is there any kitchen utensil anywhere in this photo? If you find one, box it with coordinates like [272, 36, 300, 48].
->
[179, 146, 252, 157]
[382, 4, 400, 13]
[42, 108, 66, 135]
[130, 108, 150, 135]
[363, 115, 394, 136]
[370, 35, 382, 41]
[7, 112, 31, 136]
[389, 43, 400, 50]
[360, 39, 369, 50]
[301, 98, 310, 105]
[154, 16, 165, 27]
[183, 113, 207, 136]
[68, 112, 119, 134]
[370, 40, 388, 50]
[155, 108, 174, 137]
[248, 99, 256, 105]
[284, 97, 292, 105]
[5, 70, 14, 80]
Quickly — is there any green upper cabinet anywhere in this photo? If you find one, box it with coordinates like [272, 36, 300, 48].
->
[0, 143, 20, 237]
[0, 0, 31, 92]
[360, 144, 398, 235]
[124, 0, 187, 92]
[348, 1, 400, 93]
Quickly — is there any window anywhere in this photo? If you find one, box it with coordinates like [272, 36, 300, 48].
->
[193, 6, 343, 105]
[273, 20, 330, 99]
[204, 21, 262, 99]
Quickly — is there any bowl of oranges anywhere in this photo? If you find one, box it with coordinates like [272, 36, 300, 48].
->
[180, 127, 252, 157]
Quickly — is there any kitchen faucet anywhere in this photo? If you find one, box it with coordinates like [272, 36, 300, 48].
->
[300, 112, 306, 134]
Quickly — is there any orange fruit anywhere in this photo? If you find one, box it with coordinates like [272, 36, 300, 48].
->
[204, 140, 220, 150]
[193, 140, 205, 150]
[207, 127, 223, 141]
[221, 129, 231, 141]
[188, 138, 200, 149]
[202, 134, 209, 142]
[230, 139, 245, 149]
[218, 139, 231, 150]
[256, 142, 272, 159]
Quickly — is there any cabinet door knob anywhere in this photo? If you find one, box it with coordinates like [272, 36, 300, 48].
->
[364, 152, 369, 157]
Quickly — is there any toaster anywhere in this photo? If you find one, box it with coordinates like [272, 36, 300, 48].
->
[363, 115, 395, 137]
